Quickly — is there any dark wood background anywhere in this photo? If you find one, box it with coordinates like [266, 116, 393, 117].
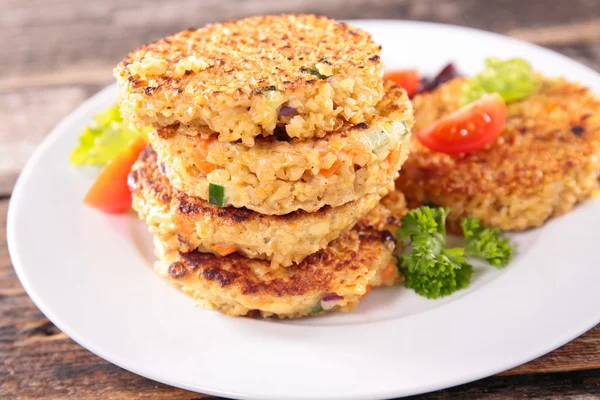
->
[2, 0, 600, 398]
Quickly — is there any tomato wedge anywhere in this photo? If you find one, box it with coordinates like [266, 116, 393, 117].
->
[416, 93, 507, 155]
[84, 135, 148, 213]
[384, 69, 420, 98]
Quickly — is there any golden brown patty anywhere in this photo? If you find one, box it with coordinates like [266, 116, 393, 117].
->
[153, 200, 406, 319]
[115, 14, 384, 145]
[149, 80, 413, 215]
[129, 148, 383, 267]
[396, 77, 600, 231]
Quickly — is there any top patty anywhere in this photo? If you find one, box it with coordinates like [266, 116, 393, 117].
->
[396, 77, 600, 231]
[114, 14, 384, 146]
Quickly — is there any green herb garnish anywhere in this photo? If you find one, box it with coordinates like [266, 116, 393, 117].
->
[461, 57, 540, 105]
[397, 206, 513, 299]
[300, 66, 330, 80]
[462, 217, 512, 267]
[70, 104, 150, 166]
[397, 207, 473, 299]
[208, 183, 225, 207]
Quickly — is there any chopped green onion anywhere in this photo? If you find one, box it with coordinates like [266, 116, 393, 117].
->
[461, 57, 540, 105]
[399, 121, 410, 136]
[208, 183, 225, 207]
[300, 66, 330, 80]
[366, 128, 391, 153]
[310, 302, 324, 314]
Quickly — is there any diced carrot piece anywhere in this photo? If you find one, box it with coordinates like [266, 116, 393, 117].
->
[361, 285, 373, 298]
[193, 136, 217, 174]
[211, 243, 238, 257]
[319, 149, 350, 178]
[386, 149, 401, 168]
[196, 160, 218, 174]
[319, 158, 343, 177]
[381, 263, 396, 281]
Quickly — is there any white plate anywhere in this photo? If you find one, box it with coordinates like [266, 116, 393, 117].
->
[8, 20, 600, 400]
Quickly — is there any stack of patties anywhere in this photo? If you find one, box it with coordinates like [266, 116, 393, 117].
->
[116, 14, 414, 318]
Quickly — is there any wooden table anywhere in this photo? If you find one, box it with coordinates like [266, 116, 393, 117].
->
[2, 0, 600, 398]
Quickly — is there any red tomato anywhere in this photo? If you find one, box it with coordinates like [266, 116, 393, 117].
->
[84, 135, 148, 213]
[416, 93, 507, 155]
[384, 69, 420, 98]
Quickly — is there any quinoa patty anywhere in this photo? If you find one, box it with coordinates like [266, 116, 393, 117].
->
[152, 200, 406, 319]
[396, 77, 600, 231]
[130, 148, 383, 267]
[115, 14, 384, 146]
[151, 80, 413, 215]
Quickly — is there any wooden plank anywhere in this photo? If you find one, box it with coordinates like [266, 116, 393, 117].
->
[2, 0, 600, 83]
[405, 369, 600, 399]
[508, 18, 600, 46]
[0, 178, 16, 198]
[0, 85, 104, 194]
[504, 326, 600, 375]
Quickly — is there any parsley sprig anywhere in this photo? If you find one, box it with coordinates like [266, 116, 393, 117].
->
[397, 207, 513, 299]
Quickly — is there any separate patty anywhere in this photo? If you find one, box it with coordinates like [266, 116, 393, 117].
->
[129, 148, 383, 267]
[150, 80, 413, 215]
[396, 77, 600, 231]
[152, 198, 407, 319]
[115, 14, 384, 146]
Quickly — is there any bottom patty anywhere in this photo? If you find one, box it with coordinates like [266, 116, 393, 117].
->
[152, 198, 407, 319]
[397, 77, 600, 231]
[130, 147, 384, 267]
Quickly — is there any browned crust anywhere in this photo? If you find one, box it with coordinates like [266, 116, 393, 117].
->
[129, 148, 333, 224]
[117, 15, 380, 99]
[168, 228, 395, 297]
[398, 77, 600, 197]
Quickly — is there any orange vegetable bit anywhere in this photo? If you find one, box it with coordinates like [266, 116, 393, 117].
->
[386, 149, 401, 170]
[319, 158, 343, 177]
[84, 135, 148, 214]
[381, 263, 397, 281]
[361, 285, 373, 298]
[211, 243, 238, 257]
[193, 136, 218, 174]
[196, 160, 218, 174]
[318, 150, 349, 178]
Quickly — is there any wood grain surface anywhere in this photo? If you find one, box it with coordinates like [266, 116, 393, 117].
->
[2, 0, 600, 398]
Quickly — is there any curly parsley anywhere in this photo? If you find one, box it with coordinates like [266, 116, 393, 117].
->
[397, 207, 513, 299]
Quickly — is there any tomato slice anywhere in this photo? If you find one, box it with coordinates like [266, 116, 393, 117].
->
[416, 93, 507, 155]
[84, 135, 148, 213]
[384, 69, 420, 98]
